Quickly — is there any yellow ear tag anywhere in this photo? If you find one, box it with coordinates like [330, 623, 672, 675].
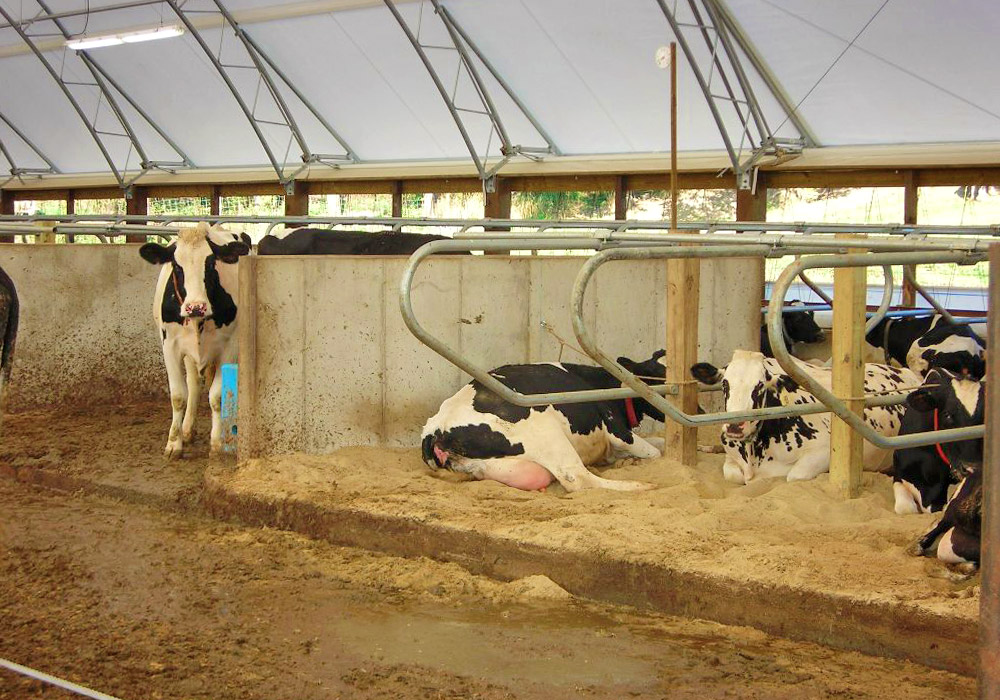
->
[778, 389, 795, 407]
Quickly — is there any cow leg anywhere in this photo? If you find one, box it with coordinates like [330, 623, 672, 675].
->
[785, 450, 830, 482]
[607, 433, 661, 460]
[907, 517, 951, 557]
[205, 362, 224, 455]
[722, 456, 748, 484]
[182, 355, 200, 442]
[163, 344, 187, 459]
[524, 434, 653, 493]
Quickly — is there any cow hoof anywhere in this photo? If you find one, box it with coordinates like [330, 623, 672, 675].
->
[608, 479, 656, 492]
[164, 441, 184, 460]
[209, 441, 223, 458]
[949, 562, 979, 577]
[905, 540, 927, 557]
[182, 428, 196, 442]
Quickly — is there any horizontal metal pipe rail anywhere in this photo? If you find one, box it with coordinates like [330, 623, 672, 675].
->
[569, 246, 908, 428]
[768, 251, 987, 449]
[2, 214, 999, 238]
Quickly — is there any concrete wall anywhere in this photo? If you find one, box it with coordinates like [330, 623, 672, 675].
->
[0, 244, 165, 411]
[241, 255, 757, 457]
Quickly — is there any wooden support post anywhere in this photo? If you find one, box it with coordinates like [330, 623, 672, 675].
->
[736, 172, 768, 352]
[902, 170, 918, 307]
[125, 186, 148, 243]
[210, 185, 221, 218]
[981, 244, 1000, 699]
[614, 175, 628, 220]
[284, 181, 309, 218]
[484, 178, 511, 255]
[662, 42, 698, 465]
[0, 190, 13, 243]
[392, 180, 403, 218]
[65, 191, 75, 243]
[829, 234, 866, 498]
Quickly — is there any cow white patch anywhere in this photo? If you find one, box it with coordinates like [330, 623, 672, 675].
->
[936, 527, 972, 564]
[893, 480, 926, 515]
[953, 378, 983, 416]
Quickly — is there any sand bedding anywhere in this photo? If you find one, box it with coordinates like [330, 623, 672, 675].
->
[219, 443, 978, 622]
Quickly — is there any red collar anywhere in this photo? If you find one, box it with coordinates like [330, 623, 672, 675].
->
[625, 398, 639, 429]
[933, 409, 951, 467]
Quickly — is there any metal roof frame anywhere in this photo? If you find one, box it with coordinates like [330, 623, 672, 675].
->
[0, 110, 60, 184]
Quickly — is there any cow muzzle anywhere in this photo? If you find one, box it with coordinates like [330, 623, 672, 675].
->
[725, 422, 752, 439]
[183, 302, 209, 318]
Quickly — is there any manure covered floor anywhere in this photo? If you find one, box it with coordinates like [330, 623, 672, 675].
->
[0, 403, 982, 694]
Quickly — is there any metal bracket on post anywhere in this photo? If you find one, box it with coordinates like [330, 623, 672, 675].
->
[384, 0, 555, 190]
[164, 0, 356, 187]
[653, 0, 808, 189]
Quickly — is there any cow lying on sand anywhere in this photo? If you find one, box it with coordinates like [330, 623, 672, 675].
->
[865, 314, 985, 378]
[904, 368, 984, 573]
[258, 227, 459, 255]
[421, 352, 667, 492]
[140, 223, 250, 457]
[760, 300, 824, 358]
[691, 350, 920, 484]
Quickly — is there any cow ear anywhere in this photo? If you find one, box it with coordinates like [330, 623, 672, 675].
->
[139, 242, 174, 265]
[691, 362, 721, 384]
[215, 241, 251, 264]
[650, 349, 666, 363]
[617, 356, 637, 374]
[906, 387, 939, 413]
[239, 232, 252, 247]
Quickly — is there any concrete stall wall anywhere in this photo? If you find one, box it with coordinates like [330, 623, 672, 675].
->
[240, 255, 757, 458]
[0, 244, 165, 411]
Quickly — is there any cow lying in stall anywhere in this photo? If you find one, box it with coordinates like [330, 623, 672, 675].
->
[759, 300, 825, 358]
[421, 352, 667, 492]
[690, 350, 920, 484]
[865, 314, 985, 378]
[258, 227, 458, 255]
[0, 263, 18, 418]
[139, 223, 251, 457]
[903, 368, 984, 573]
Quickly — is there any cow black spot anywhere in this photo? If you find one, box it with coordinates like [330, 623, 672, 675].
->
[426, 424, 526, 465]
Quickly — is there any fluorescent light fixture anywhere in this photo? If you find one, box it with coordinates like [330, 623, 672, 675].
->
[66, 25, 184, 51]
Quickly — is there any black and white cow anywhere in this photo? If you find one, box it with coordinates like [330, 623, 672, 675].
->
[760, 300, 825, 358]
[421, 352, 668, 492]
[258, 227, 458, 256]
[0, 263, 18, 413]
[139, 223, 250, 457]
[865, 314, 985, 378]
[904, 368, 984, 572]
[690, 350, 920, 484]
[889, 404, 954, 515]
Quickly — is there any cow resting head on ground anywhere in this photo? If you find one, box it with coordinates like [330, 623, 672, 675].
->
[140, 223, 250, 458]
[690, 350, 919, 484]
[903, 368, 984, 573]
[421, 352, 667, 493]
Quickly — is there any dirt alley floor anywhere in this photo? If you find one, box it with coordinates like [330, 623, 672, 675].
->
[0, 404, 980, 699]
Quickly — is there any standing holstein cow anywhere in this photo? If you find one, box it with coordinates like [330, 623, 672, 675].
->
[421, 353, 668, 492]
[139, 223, 250, 457]
[690, 350, 920, 484]
[904, 368, 984, 573]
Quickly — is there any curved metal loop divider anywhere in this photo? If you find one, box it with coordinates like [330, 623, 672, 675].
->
[568, 246, 906, 429]
[767, 251, 986, 450]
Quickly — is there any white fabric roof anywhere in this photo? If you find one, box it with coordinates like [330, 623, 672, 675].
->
[0, 0, 998, 185]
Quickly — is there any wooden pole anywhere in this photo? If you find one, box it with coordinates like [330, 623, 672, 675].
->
[614, 175, 628, 221]
[980, 243, 1000, 698]
[902, 170, 918, 307]
[483, 178, 511, 255]
[663, 42, 699, 466]
[829, 233, 866, 498]
[210, 185, 221, 218]
[0, 190, 14, 243]
[391, 179, 403, 218]
[124, 186, 148, 243]
[736, 172, 768, 352]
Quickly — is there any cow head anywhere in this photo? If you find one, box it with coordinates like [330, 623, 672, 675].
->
[140, 223, 249, 320]
[783, 300, 824, 344]
[691, 350, 798, 441]
[906, 367, 984, 477]
[911, 324, 986, 379]
[617, 349, 667, 423]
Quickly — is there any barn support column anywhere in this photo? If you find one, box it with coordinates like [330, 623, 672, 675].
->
[829, 234, 866, 498]
[981, 243, 1000, 698]
[901, 171, 918, 307]
[484, 178, 511, 255]
[284, 181, 310, 227]
[614, 175, 628, 220]
[392, 180, 403, 218]
[125, 186, 148, 243]
[210, 185, 221, 218]
[0, 191, 13, 243]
